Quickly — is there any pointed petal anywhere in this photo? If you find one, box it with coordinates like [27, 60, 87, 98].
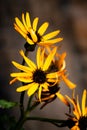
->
[10, 78, 18, 84]
[82, 89, 86, 116]
[38, 22, 49, 36]
[62, 75, 76, 89]
[38, 85, 42, 102]
[56, 92, 70, 107]
[29, 28, 38, 42]
[16, 84, 30, 92]
[20, 50, 36, 71]
[77, 95, 81, 116]
[43, 30, 60, 40]
[26, 12, 31, 28]
[10, 72, 32, 77]
[17, 77, 33, 83]
[22, 13, 29, 31]
[43, 47, 57, 71]
[15, 17, 27, 33]
[33, 17, 39, 31]
[27, 83, 38, 96]
[12, 61, 33, 73]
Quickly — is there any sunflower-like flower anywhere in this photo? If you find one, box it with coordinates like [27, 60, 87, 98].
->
[14, 12, 63, 48]
[66, 89, 87, 130]
[10, 47, 59, 101]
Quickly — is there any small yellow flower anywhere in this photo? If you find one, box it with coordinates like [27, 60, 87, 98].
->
[14, 12, 63, 46]
[10, 47, 59, 101]
[66, 89, 87, 130]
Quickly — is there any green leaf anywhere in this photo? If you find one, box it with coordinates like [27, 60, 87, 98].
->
[0, 99, 18, 109]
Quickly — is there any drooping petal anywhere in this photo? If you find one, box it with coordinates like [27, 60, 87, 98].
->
[38, 85, 42, 102]
[27, 83, 39, 96]
[56, 92, 70, 107]
[43, 30, 60, 40]
[33, 17, 39, 31]
[20, 50, 36, 71]
[62, 75, 76, 89]
[43, 47, 57, 71]
[82, 89, 86, 116]
[38, 22, 49, 36]
[58, 52, 66, 70]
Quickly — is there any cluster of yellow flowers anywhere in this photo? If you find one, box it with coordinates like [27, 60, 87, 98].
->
[10, 12, 87, 130]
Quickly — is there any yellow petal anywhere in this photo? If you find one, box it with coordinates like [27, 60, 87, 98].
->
[27, 83, 38, 96]
[15, 17, 27, 33]
[82, 89, 86, 116]
[56, 92, 70, 107]
[16, 84, 30, 92]
[29, 28, 38, 42]
[17, 77, 33, 83]
[38, 22, 49, 36]
[36, 47, 41, 69]
[71, 126, 80, 130]
[46, 72, 58, 79]
[77, 95, 81, 116]
[22, 13, 29, 31]
[26, 12, 31, 28]
[10, 78, 18, 84]
[33, 17, 39, 31]
[43, 47, 57, 71]
[43, 30, 60, 40]
[38, 85, 42, 102]
[26, 37, 34, 45]
[62, 75, 76, 89]
[58, 52, 66, 69]
[10, 72, 32, 77]
[20, 50, 36, 71]
[12, 61, 33, 73]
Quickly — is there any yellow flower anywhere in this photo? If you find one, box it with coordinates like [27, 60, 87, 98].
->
[14, 12, 63, 46]
[66, 89, 87, 130]
[45, 46, 76, 89]
[10, 47, 59, 101]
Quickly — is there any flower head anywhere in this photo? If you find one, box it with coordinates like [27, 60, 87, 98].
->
[10, 47, 58, 101]
[14, 12, 63, 48]
[66, 89, 87, 130]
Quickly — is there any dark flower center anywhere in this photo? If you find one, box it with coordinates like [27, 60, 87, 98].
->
[33, 69, 46, 84]
[79, 116, 87, 129]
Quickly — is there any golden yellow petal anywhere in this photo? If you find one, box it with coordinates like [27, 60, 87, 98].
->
[36, 47, 41, 69]
[43, 47, 57, 71]
[15, 17, 27, 33]
[22, 13, 29, 31]
[16, 84, 30, 92]
[17, 77, 33, 83]
[26, 12, 31, 28]
[38, 22, 49, 36]
[62, 75, 76, 89]
[46, 72, 58, 79]
[43, 30, 60, 40]
[26, 37, 34, 45]
[58, 52, 66, 69]
[71, 125, 80, 130]
[38, 85, 42, 102]
[33, 17, 39, 31]
[12, 61, 33, 73]
[56, 92, 70, 107]
[82, 89, 86, 116]
[14, 23, 27, 38]
[40, 82, 49, 90]
[27, 83, 39, 96]
[77, 95, 81, 117]
[29, 28, 38, 42]
[19, 50, 36, 71]
[10, 72, 32, 77]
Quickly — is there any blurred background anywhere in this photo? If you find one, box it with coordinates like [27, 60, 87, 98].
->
[0, 0, 87, 130]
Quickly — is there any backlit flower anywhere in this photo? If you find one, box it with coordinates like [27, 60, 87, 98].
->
[10, 47, 58, 101]
[14, 12, 63, 47]
[66, 89, 87, 130]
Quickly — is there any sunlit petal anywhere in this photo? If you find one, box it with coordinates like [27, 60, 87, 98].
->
[33, 17, 39, 31]
[38, 22, 49, 36]
[26, 12, 31, 28]
[82, 89, 86, 116]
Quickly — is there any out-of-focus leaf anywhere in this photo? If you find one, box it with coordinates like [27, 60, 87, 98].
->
[0, 99, 18, 109]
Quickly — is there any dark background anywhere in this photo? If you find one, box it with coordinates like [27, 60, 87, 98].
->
[0, 0, 87, 130]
